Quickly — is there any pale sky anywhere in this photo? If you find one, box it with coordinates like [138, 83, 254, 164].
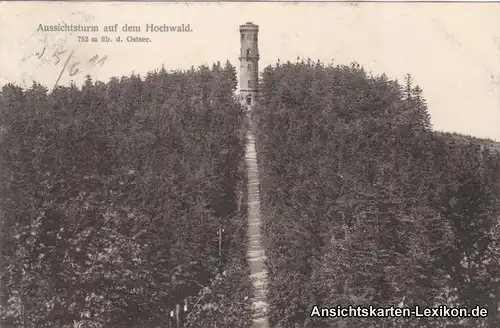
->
[0, 2, 499, 140]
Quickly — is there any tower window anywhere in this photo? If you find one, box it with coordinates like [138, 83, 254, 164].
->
[246, 95, 252, 105]
[248, 79, 252, 88]
[241, 33, 244, 41]
[246, 48, 251, 58]
[254, 35, 258, 41]
[247, 35, 252, 40]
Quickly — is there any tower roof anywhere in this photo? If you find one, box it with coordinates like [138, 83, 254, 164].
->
[239, 22, 259, 31]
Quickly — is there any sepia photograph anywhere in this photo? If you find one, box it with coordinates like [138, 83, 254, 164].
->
[0, 1, 499, 328]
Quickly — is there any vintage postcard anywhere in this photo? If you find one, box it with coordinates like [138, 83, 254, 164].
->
[0, 2, 499, 328]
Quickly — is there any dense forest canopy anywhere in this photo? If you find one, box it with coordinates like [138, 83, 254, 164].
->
[253, 59, 500, 328]
[0, 62, 253, 328]
[0, 56, 499, 328]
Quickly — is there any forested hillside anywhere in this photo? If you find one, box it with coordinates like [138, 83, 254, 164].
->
[436, 131, 500, 154]
[0, 63, 253, 328]
[253, 59, 500, 328]
[1, 55, 499, 328]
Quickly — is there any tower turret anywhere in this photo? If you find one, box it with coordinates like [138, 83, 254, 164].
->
[239, 22, 259, 110]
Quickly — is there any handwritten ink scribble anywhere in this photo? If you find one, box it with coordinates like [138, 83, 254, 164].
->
[35, 47, 45, 59]
[34, 46, 108, 90]
[88, 55, 107, 67]
[53, 49, 74, 91]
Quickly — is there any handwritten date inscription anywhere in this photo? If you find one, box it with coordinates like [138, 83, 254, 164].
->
[35, 46, 108, 89]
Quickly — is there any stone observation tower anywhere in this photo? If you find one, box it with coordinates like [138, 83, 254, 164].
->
[239, 22, 259, 110]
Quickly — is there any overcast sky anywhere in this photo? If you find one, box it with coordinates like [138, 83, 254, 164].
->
[0, 2, 499, 140]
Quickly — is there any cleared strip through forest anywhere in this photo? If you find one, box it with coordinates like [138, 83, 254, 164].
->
[245, 129, 270, 328]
